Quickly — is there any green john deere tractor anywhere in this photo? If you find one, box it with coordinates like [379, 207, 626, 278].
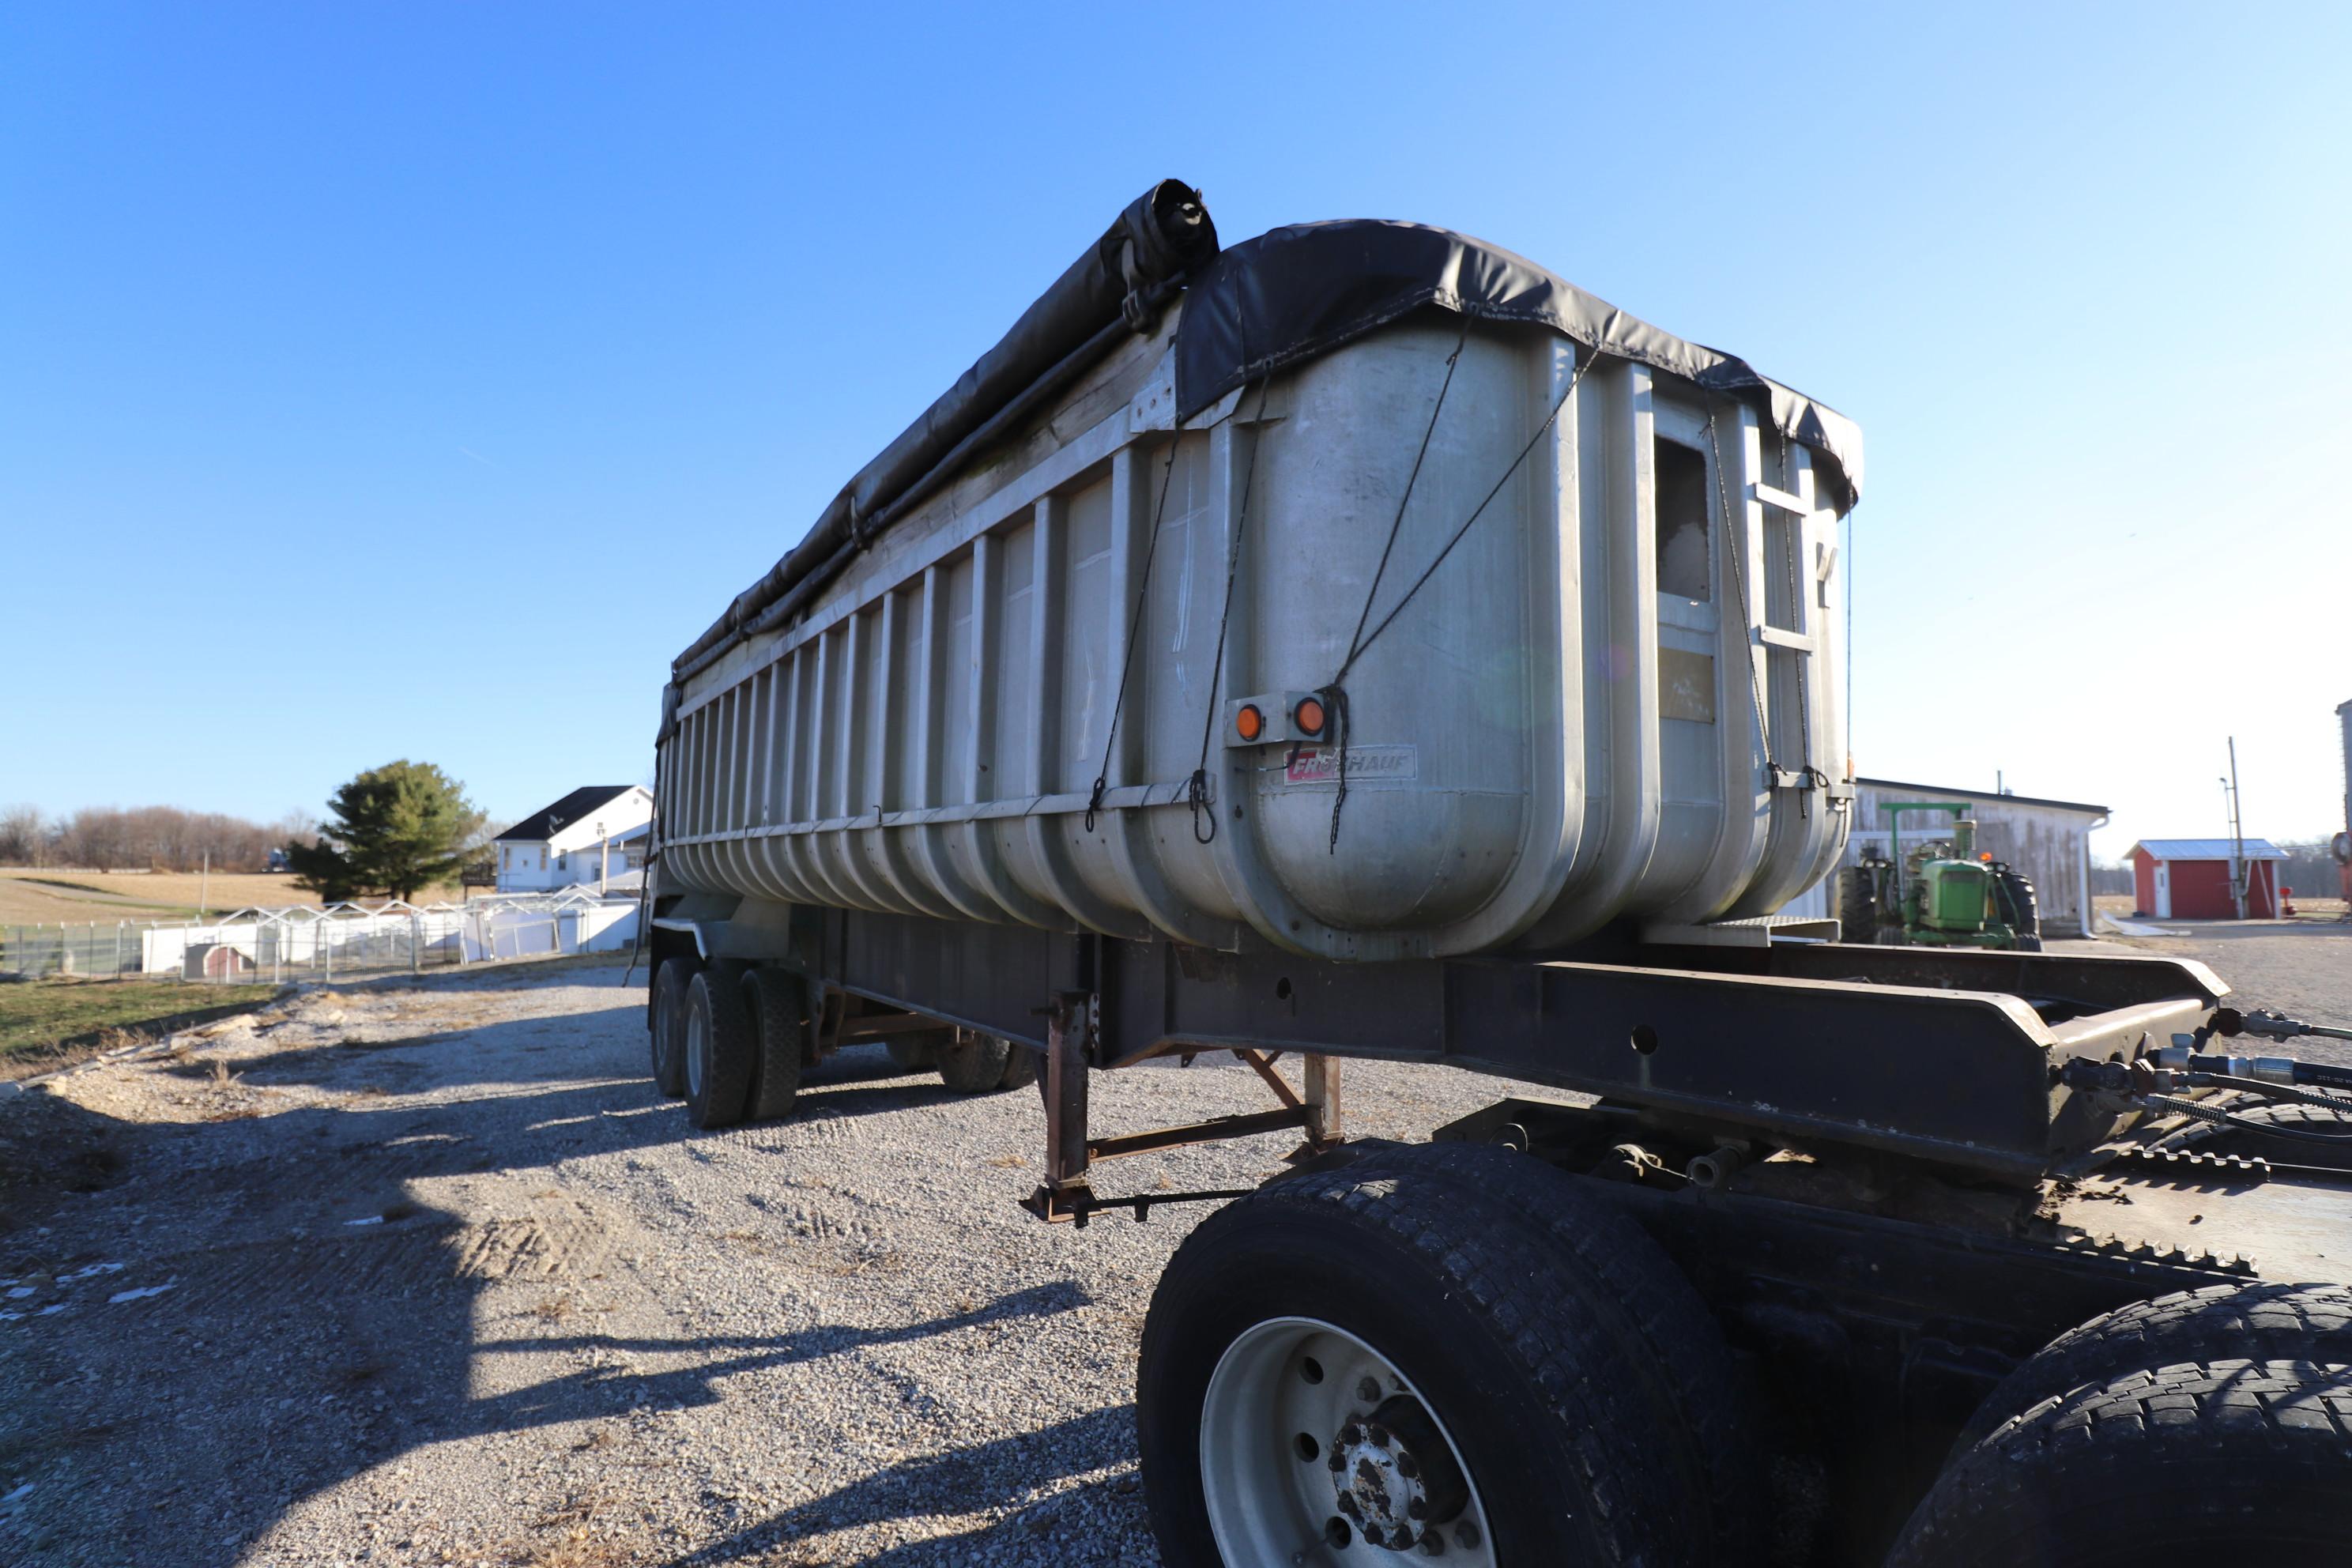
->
[1838, 801, 2041, 951]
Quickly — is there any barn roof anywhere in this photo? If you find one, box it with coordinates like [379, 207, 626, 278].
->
[497, 786, 642, 844]
[2128, 839, 2290, 861]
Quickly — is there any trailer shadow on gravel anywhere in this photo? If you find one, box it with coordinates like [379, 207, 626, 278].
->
[664, 1404, 1147, 1566]
[0, 997, 1085, 1566]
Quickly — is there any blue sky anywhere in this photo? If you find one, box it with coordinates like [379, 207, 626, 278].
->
[4, 3, 2346, 853]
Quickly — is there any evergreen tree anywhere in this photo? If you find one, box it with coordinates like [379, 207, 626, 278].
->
[286, 761, 484, 902]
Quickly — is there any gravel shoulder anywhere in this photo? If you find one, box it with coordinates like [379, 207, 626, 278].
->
[0, 959, 1534, 1567]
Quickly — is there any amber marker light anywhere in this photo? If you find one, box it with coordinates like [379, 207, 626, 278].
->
[1293, 695, 1327, 738]
[1235, 703, 1265, 742]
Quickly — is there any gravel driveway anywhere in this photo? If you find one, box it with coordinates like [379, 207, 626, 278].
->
[6, 925, 2345, 1567]
[0, 959, 1525, 1567]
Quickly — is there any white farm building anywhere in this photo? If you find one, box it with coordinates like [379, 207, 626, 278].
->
[1784, 777, 2110, 939]
[495, 786, 653, 894]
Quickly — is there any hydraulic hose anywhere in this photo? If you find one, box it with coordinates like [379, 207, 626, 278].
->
[2141, 1093, 2352, 1145]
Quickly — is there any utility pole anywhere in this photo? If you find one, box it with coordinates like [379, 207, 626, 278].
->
[2225, 737, 2247, 921]
[597, 820, 609, 895]
[199, 850, 209, 925]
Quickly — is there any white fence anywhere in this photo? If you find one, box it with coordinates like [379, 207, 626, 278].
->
[1, 889, 640, 985]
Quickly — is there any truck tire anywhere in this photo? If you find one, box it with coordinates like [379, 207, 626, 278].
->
[935, 1031, 1014, 1094]
[1954, 1281, 2352, 1452]
[1889, 1359, 2352, 1567]
[1838, 865, 1878, 944]
[649, 957, 697, 1099]
[683, 968, 755, 1130]
[741, 969, 806, 1121]
[884, 1037, 938, 1072]
[1136, 1147, 1741, 1567]
[2164, 1099, 2352, 1171]
[1336, 1140, 1762, 1562]
[997, 1044, 1038, 1090]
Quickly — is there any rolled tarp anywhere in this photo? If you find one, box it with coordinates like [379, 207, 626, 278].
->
[673, 179, 1219, 680]
[1174, 218, 1863, 510]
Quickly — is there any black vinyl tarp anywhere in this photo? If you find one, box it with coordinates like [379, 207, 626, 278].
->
[672, 202, 1864, 692]
[1174, 218, 1861, 510]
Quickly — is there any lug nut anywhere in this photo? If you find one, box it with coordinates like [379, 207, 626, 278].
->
[1363, 1525, 1385, 1547]
[1370, 1425, 1393, 1448]
[1408, 1497, 1428, 1519]
[1395, 1452, 1420, 1480]
[1328, 1449, 1346, 1472]
[1456, 1521, 1481, 1548]
[1420, 1532, 1447, 1556]
[1358, 1376, 1383, 1402]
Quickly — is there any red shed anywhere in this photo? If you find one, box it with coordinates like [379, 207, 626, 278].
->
[2126, 839, 2288, 919]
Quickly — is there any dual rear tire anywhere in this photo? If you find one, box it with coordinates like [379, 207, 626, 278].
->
[650, 957, 808, 1129]
[1138, 1141, 1758, 1567]
[1891, 1282, 2352, 1566]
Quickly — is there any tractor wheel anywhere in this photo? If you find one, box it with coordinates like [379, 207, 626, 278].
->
[1992, 865, 2041, 949]
[741, 969, 807, 1121]
[1137, 1141, 1755, 1567]
[649, 957, 698, 1099]
[1838, 865, 1879, 944]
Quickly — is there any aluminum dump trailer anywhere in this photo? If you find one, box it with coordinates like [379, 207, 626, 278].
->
[657, 210, 1860, 962]
[642, 187, 2352, 1568]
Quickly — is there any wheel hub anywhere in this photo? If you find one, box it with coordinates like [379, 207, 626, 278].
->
[1327, 1396, 1468, 1552]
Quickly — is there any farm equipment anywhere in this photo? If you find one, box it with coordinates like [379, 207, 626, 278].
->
[1839, 800, 2041, 949]
[640, 186, 2352, 1566]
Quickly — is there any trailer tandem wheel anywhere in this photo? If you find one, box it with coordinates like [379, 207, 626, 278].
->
[1890, 1358, 2352, 1567]
[682, 967, 755, 1129]
[884, 1038, 937, 1072]
[741, 969, 807, 1121]
[649, 956, 698, 1099]
[934, 1032, 1014, 1094]
[1136, 1148, 1735, 1566]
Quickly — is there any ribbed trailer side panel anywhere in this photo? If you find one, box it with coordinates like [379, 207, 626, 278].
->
[658, 312, 1850, 959]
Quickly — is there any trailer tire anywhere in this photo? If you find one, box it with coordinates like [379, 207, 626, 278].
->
[1889, 1359, 2352, 1568]
[683, 968, 755, 1130]
[935, 1031, 1014, 1094]
[1137, 1148, 1734, 1568]
[997, 1044, 1038, 1090]
[884, 1038, 937, 1072]
[2162, 1099, 2352, 1171]
[649, 957, 697, 1099]
[1954, 1281, 2352, 1453]
[741, 969, 806, 1121]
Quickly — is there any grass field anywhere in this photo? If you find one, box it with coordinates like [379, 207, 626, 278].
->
[0, 869, 464, 925]
[0, 977, 281, 1076]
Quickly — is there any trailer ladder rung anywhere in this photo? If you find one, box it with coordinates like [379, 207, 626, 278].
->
[1755, 625, 1815, 654]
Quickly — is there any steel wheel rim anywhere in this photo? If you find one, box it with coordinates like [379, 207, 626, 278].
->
[684, 1001, 708, 1097]
[1200, 1315, 1495, 1565]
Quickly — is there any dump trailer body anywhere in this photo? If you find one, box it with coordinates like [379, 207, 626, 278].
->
[659, 220, 1860, 961]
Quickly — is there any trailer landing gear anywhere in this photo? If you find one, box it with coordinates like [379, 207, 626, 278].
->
[1022, 991, 1344, 1225]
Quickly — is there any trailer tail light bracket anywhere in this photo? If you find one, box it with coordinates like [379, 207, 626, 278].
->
[1224, 690, 1327, 748]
